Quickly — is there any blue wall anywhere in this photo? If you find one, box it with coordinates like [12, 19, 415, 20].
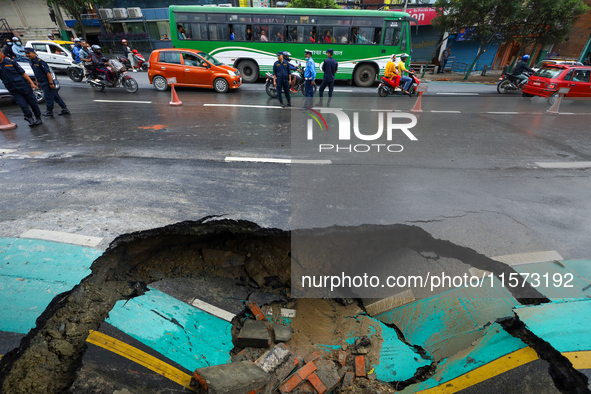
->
[448, 39, 499, 72]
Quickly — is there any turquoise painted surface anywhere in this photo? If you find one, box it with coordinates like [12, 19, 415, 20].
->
[0, 237, 102, 334]
[400, 323, 527, 393]
[372, 318, 432, 382]
[514, 260, 591, 300]
[106, 287, 233, 371]
[515, 298, 591, 353]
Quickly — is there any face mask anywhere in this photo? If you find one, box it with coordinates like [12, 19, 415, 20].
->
[7, 42, 12, 46]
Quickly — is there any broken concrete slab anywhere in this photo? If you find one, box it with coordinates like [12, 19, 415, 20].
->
[373, 279, 519, 361]
[342, 371, 355, 387]
[235, 320, 271, 348]
[255, 344, 291, 373]
[312, 360, 341, 392]
[273, 324, 293, 342]
[192, 361, 270, 394]
[512, 260, 591, 300]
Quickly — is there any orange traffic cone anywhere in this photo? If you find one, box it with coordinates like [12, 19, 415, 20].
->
[410, 91, 424, 113]
[546, 94, 562, 115]
[170, 84, 182, 106]
[0, 110, 17, 131]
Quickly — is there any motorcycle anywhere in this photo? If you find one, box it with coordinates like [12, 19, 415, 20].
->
[497, 72, 532, 94]
[265, 66, 317, 98]
[67, 64, 85, 82]
[132, 49, 148, 71]
[377, 70, 420, 97]
[86, 59, 138, 93]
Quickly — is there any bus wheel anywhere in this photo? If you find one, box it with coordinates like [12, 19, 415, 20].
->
[354, 65, 376, 87]
[238, 60, 259, 83]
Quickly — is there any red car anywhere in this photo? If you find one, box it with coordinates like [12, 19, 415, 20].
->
[523, 64, 591, 104]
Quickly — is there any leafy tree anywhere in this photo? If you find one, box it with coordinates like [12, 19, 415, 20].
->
[48, 0, 112, 40]
[432, 0, 589, 80]
[288, 0, 339, 9]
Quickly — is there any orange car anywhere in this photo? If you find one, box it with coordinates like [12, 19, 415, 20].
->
[148, 48, 241, 93]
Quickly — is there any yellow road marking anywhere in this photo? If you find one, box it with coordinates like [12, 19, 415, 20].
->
[564, 351, 591, 369]
[413, 347, 539, 394]
[86, 330, 194, 391]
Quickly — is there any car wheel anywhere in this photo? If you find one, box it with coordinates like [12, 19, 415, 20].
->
[214, 77, 229, 93]
[353, 64, 376, 87]
[34, 88, 44, 103]
[237, 60, 259, 83]
[547, 92, 559, 106]
[153, 76, 168, 91]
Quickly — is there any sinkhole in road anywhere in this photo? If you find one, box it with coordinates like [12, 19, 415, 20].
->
[0, 218, 586, 394]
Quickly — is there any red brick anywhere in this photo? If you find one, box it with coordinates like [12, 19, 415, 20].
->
[280, 374, 302, 393]
[304, 351, 321, 364]
[191, 370, 208, 390]
[337, 350, 347, 367]
[355, 356, 366, 377]
[296, 362, 318, 380]
[343, 371, 355, 387]
[247, 301, 266, 320]
[307, 372, 327, 394]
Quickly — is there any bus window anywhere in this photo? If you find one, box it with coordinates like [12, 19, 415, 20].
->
[270, 25, 285, 42]
[185, 23, 207, 40]
[254, 16, 284, 24]
[174, 12, 206, 22]
[352, 27, 376, 44]
[233, 24, 247, 41]
[287, 26, 298, 42]
[317, 16, 351, 25]
[254, 25, 270, 42]
[217, 24, 230, 41]
[383, 26, 401, 46]
[208, 24, 218, 41]
[227, 14, 252, 23]
[318, 27, 336, 43]
[334, 27, 349, 44]
[207, 14, 226, 22]
[305, 26, 316, 43]
[351, 17, 382, 26]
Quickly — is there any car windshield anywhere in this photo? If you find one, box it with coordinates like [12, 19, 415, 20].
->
[197, 52, 223, 66]
[534, 67, 563, 79]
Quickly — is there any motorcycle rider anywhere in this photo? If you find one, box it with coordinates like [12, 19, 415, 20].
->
[11, 37, 27, 62]
[512, 55, 534, 87]
[91, 45, 111, 82]
[122, 39, 138, 72]
[78, 41, 93, 80]
[72, 38, 82, 64]
[397, 53, 414, 96]
[0, 50, 42, 127]
[282, 51, 298, 93]
[47, 33, 55, 41]
[272, 51, 292, 108]
[384, 53, 404, 93]
[3, 38, 15, 59]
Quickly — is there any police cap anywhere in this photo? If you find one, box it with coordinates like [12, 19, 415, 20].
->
[305, 49, 312, 54]
[327, 48, 333, 54]
[277, 51, 283, 56]
[24, 47, 35, 53]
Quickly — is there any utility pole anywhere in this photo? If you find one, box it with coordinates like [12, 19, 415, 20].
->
[51, 1, 70, 40]
[403, 0, 408, 12]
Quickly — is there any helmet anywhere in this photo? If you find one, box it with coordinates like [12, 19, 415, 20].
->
[283, 51, 291, 57]
[122, 39, 127, 43]
[12, 37, 21, 43]
[47, 33, 54, 38]
[132, 49, 138, 54]
[400, 53, 409, 58]
[522, 54, 530, 61]
[73, 38, 81, 43]
[91, 45, 101, 51]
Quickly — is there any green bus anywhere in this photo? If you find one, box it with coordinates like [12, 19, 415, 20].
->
[170, 6, 413, 87]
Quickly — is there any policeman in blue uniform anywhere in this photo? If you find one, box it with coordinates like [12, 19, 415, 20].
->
[0, 50, 42, 127]
[25, 47, 70, 117]
[272, 51, 292, 108]
[303, 49, 316, 109]
[317, 48, 338, 106]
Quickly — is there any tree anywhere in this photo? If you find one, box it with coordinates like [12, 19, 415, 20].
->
[288, 0, 339, 9]
[47, 0, 112, 40]
[432, 0, 589, 80]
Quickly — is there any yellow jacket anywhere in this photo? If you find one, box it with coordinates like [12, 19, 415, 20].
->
[397, 60, 409, 75]
[384, 60, 399, 79]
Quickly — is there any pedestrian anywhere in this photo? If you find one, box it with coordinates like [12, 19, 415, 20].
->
[0, 50, 43, 127]
[122, 39, 138, 72]
[11, 37, 27, 62]
[438, 47, 450, 73]
[24, 47, 70, 117]
[317, 48, 338, 106]
[302, 49, 316, 109]
[272, 51, 291, 108]
[72, 38, 82, 65]
[3, 38, 15, 59]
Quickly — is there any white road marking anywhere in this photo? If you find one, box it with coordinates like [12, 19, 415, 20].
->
[225, 157, 331, 164]
[0, 149, 16, 154]
[487, 112, 520, 114]
[191, 298, 235, 322]
[333, 89, 353, 92]
[430, 110, 461, 113]
[492, 250, 564, 266]
[205, 103, 280, 109]
[93, 100, 152, 104]
[535, 162, 591, 169]
[436, 93, 479, 95]
[20, 229, 103, 248]
[371, 109, 402, 112]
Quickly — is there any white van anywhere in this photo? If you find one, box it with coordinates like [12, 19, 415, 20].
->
[25, 40, 77, 71]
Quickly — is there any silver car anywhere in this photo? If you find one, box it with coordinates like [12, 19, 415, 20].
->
[0, 61, 59, 104]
